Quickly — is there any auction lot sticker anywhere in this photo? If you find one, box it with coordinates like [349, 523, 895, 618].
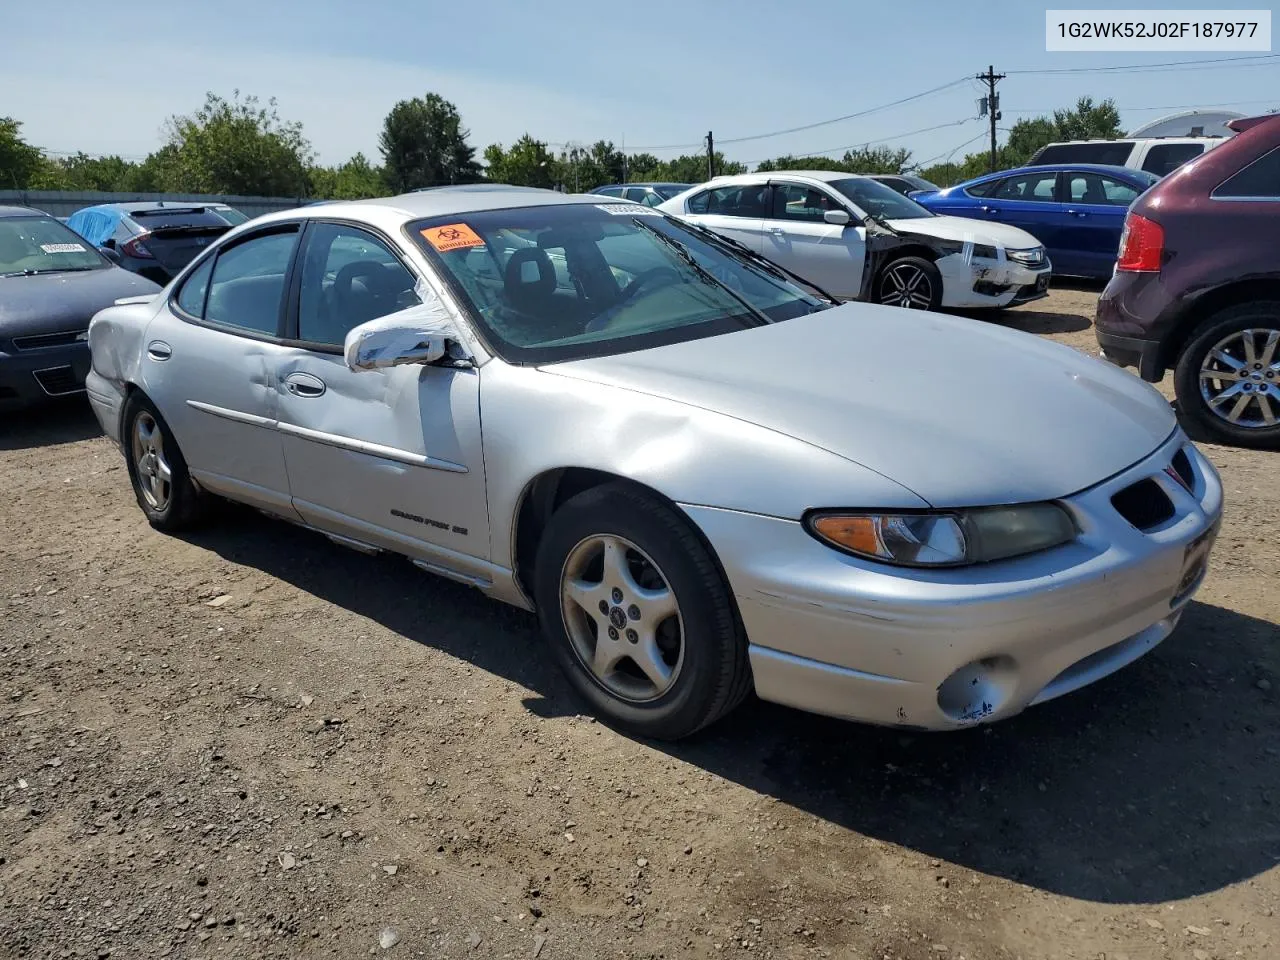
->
[40, 243, 87, 253]
[423, 223, 485, 252]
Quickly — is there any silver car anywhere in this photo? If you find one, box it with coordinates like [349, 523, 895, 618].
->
[86, 187, 1224, 740]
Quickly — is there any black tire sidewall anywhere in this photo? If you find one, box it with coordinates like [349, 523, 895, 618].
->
[532, 484, 746, 740]
[1173, 303, 1280, 449]
[122, 392, 200, 529]
[878, 256, 943, 311]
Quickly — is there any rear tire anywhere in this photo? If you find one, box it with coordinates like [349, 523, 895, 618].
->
[877, 256, 943, 311]
[533, 483, 751, 740]
[1173, 302, 1280, 449]
[122, 391, 208, 530]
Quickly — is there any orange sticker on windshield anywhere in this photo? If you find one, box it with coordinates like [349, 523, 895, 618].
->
[422, 223, 484, 252]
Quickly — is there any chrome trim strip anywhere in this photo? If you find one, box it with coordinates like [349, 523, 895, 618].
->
[186, 399, 277, 429]
[275, 421, 468, 473]
[412, 558, 492, 589]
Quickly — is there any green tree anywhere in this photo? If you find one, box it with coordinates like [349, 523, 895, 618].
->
[36, 152, 141, 191]
[308, 152, 387, 199]
[841, 145, 912, 174]
[637, 152, 743, 183]
[484, 135, 557, 188]
[380, 94, 481, 192]
[160, 91, 313, 196]
[0, 117, 45, 189]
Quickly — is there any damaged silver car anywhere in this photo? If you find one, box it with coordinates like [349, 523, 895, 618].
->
[86, 187, 1223, 739]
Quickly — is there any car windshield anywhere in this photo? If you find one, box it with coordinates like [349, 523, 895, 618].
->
[827, 177, 934, 220]
[654, 184, 690, 199]
[211, 206, 251, 225]
[410, 203, 829, 363]
[0, 216, 108, 276]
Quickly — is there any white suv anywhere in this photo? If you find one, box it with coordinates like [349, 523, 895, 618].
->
[1028, 138, 1226, 177]
[658, 171, 1051, 310]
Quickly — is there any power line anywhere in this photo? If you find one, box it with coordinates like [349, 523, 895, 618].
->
[739, 117, 978, 166]
[1007, 52, 1280, 75]
[1005, 97, 1279, 115]
[909, 130, 989, 171]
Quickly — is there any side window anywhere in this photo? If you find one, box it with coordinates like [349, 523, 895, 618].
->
[770, 183, 839, 221]
[1213, 146, 1280, 199]
[622, 187, 649, 203]
[965, 179, 1000, 198]
[686, 190, 711, 214]
[175, 255, 214, 317]
[1065, 173, 1139, 206]
[641, 191, 664, 207]
[596, 186, 623, 198]
[992, 172, 1059, 202]
[203, 230, 299, 336]
[297, 223, 421, 347]
[704, 184, 768, 218]
[1141, 143, 1204, 177]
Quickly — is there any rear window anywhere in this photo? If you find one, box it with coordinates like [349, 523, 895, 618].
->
[1213, 145, 1280, 199]
[127, 208, 231, 230]
[1141, 143, 1205, 177]
[1033, 142, 1135, 166]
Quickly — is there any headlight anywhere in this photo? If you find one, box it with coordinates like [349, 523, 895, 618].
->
[933, 239, 998, 260]
[806, 504, 1075, 567]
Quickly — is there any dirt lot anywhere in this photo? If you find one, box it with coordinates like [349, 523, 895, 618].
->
[2, 285, 1278, 960]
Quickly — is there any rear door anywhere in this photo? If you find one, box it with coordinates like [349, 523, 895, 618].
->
[127, 207, 234, 277]
[981, 170, 1070, 267]
[1059, 171, 1145, 277]
[760, 180, 866, 300]
[680, 184, 768, 251]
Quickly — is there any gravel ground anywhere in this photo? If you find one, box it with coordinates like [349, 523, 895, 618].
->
[2, 285, 1278, 960]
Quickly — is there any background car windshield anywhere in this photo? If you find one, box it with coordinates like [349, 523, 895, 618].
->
[654, 184, 690, 199]
[828, 178, 933, 220]
[0, 216, 107, 274]
[211, 206, 251, 225]
[410, 204, 826, 363]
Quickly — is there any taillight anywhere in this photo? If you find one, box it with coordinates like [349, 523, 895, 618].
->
[120, 234, 155, 259]
[1116, 213, 1163, 272]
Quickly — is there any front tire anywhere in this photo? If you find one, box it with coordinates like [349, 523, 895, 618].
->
[877, 256, 943, 311]
[122, 391, 207, 530]
[1173, 302, 1280, 449]
[533, 483, 751, 740]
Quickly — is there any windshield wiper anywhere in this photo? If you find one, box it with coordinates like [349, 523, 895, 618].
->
[665, 216, 839, 304]
[631, 217, 772, 327]
[1, 266, 98, 277]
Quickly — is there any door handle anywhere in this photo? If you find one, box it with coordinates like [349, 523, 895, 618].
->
[284, 372, 326, 398]
[769, 227, 785, 236]
[146, 340, 172, 361]
[1066, 209, 1089, 218]
[980, 206, 1000, 215]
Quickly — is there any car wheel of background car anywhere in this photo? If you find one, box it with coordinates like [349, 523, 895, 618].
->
[877, 256, 942, 311]
[122, 391, 208, 530]
[1173, 302, 1280, 450]
[533, 482, 752, 740]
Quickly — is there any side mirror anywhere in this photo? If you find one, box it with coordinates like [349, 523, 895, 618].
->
[99, 245, 121, 264]
[823, 209, 851, 226]
[343, 296, 465, 372]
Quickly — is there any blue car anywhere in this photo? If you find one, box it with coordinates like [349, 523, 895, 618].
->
[911, 164, 1161, 279]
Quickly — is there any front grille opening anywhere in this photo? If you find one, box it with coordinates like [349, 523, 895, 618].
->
[33, 366, 84, 397]
[1171, 448, 1194, 490]
[1111, 478, 1175, 531]
[12, 329, 85, 351]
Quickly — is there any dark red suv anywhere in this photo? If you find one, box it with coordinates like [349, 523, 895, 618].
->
[1095, 114, 1280, 449]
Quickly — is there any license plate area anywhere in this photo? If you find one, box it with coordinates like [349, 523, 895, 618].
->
[1172, 520, 1219, 606]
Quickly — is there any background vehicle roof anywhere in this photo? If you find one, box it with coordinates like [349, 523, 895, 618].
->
[0, 205, 44, 218]
[971, 163, 1151, 179]
[711, 170, 867, 185]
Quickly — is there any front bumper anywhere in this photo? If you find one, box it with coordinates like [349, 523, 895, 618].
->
[938, 254, 1052, 309]
[0, 339, 91, 411]
[681, 430, 1222, 731]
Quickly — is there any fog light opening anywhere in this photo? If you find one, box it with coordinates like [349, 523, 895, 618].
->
[937, 656, 1019, 724]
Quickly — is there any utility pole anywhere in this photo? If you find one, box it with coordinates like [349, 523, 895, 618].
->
[706, 131, 715, 180]
[977, 64, 1005, 172]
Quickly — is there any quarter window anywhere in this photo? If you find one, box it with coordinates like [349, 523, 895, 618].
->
[992, 172, 1059, 202]
[175, 255, 214, 317]
[296, 224, 420, 346]
[964, 179, 1000, 198]
[1213, 145, 1280, 199]
[203, 230, 298, 336]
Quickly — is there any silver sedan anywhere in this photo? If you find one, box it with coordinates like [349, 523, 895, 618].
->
[86, 187, 1223, 740]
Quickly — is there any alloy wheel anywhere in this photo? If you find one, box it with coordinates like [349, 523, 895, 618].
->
[559, 534, 685, 703]
[1198, 327, 1280, 429]
[879, 263, 933, 309]
[131, 411, 173, 510]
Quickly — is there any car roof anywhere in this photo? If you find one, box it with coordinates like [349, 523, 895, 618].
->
[0, 204, 45, 218]
[73, 201, 223, 215]
[975, 163, 1150, 179]
[710, 170, 863, 186]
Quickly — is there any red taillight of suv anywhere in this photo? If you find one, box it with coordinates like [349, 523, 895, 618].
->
[1115, 213, 1164, 272]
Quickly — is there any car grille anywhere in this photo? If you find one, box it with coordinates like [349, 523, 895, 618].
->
[1111, 478, 1175, 531]
[12, 329, 87, 351]
[1170, 448, 1194, 490]
[1006, 247, 1045, 267]
[33, 365, 84, 397]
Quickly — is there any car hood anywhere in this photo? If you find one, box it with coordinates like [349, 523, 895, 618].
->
[543, 304, 1176, 508]
[887, 214, 1042, 251]
[0, 267, 161, 337]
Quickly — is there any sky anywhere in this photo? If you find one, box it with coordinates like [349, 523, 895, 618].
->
[3, 0, 1278, 170]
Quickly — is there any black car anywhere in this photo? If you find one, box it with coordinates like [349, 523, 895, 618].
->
[64, 201, 245, 284]
[588, 183, 694, 206]
[0, 205, 161, 410]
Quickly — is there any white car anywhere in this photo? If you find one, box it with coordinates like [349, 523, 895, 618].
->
[658, 171, 1052, 310]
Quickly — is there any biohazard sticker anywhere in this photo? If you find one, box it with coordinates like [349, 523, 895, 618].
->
[422, 223, 484, 252]
[40, 243, 86, 253]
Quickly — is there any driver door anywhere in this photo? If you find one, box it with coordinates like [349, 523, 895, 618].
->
[760, 181, 866, 299]
[272, 220, 489, 573]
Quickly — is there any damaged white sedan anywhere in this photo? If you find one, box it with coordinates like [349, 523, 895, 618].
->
[87, 187, 1221, 740]
[658, 171, 1052, 309]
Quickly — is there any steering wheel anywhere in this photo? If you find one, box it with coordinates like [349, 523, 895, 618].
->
[585, 266, 683, 334]
[333, 261, 393, 316]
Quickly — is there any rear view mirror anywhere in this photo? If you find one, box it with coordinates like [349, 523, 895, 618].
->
[823, 209, 851, 226]
[99, 245, 121, 264]
[343, 285, 465, 372]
